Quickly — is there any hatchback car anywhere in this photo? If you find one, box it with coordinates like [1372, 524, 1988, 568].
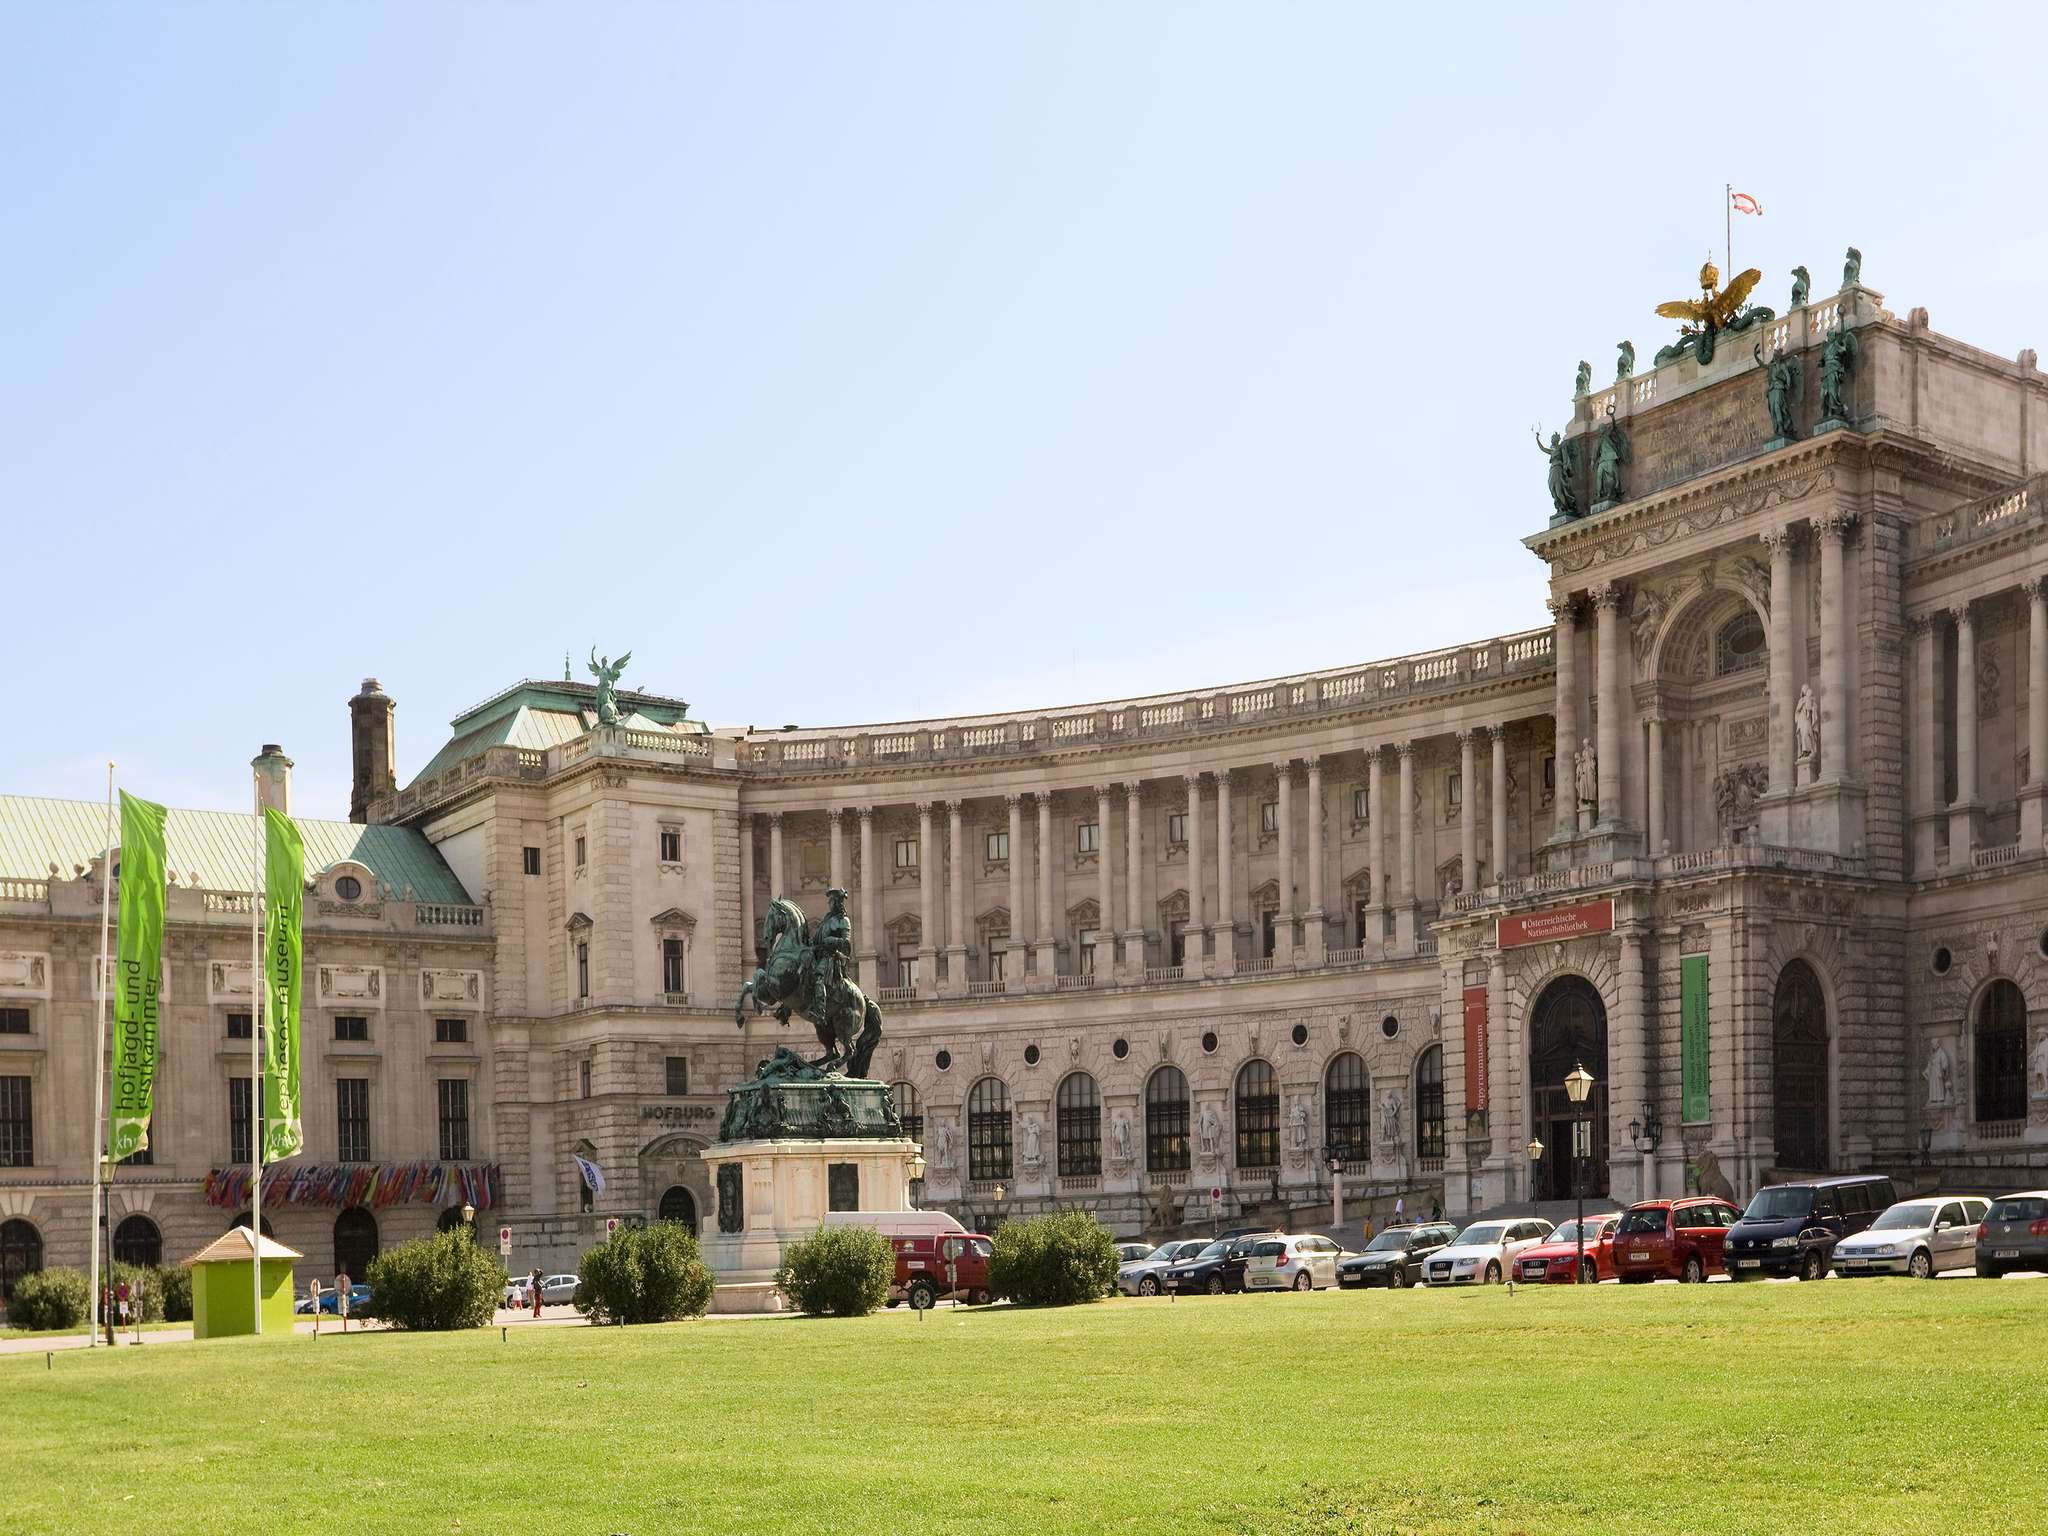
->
[1976, 1190, 2048, 1278]
[1242, 1234, 1347, 1291]
[1724, 1174, 1897, 1280]
[1118, 1238, 1211, 1296]
[1832, 1196, 1989, 1279]
[1423, 1218, 1554, 1286]
[1337, 1223, 1459, 1289]
[1613, 1197, 1741, 1283]
[536, 1273, 580, 1305]
[1115, 1242, 1155, 1264]
[1510, 1214, 1621, 1285]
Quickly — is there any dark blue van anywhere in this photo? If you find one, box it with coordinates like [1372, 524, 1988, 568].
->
[1724, 1173, 1897, 1280]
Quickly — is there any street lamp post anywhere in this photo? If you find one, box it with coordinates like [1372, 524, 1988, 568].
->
[1564, 1062, 1596, 1283]
[906, 1149, 927, 1209]
[1323, 1144, 1344, 1227]
[1526, 1137, 1543, 1206]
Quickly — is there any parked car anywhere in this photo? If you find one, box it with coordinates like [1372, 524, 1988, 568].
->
[1164, 1232, 1275, 1294]
[1118, 1238, 1212, 1297]
[887, 1231, 995, 1309]
[1613, 1197, 1740, 1283]
[1115, 1241, 1156, 1265]
[535, 1273, 580, 1305]
[1510, 1214, 1622, 1285]
[1423, 1218, 1553, 1286]
[1976, 1190, 2048, 1278]
[294, 1282, 373, 1316]
[502, 1275, 529, 1308]
[1833, 1196, 1990, 1278]
[1337, 1222, 1459, 1289]
[1242, 1234, 1348, 1291]
[1724, 1174, 1897, 1280]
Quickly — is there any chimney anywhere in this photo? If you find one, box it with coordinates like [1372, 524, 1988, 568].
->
[252, 744, 293, 816]
[349, 678, 397, 824]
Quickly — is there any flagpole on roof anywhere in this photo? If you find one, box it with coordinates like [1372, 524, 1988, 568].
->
[249, 762, 264, 1334]
[87, 761, 113, 1349]
[1726, 183, 1732, 276]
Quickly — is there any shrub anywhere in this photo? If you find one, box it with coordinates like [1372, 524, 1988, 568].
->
[157, 1264, 193, 1322]
[776, 1225, 893, 1317]
[988, 1211, 1119, 1307]
[8, 1268, 91, 1331]
[364, 1229, 505, 1331]
[574, 1221, 714, 1325]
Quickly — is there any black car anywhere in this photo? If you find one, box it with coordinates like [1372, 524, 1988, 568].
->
[1724, 1173, 1896, 1280]
[1336, 1222, 1460, 1289]
[1164, 1232, 1276, 1294]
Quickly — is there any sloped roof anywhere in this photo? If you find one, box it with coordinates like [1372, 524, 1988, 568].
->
[407, 679, 708, 789]
[183, 1226, 304, 1265]
[0, 795, 474, 904]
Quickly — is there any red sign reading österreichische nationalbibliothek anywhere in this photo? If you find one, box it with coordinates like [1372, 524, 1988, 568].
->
[1497, 898, 1614, 949]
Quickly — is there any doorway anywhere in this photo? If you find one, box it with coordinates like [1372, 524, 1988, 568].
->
[1528, 976, 1609, 1200]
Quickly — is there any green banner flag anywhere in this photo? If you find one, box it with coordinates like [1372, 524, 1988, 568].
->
[107, 791, 166, 1162]
[1681, 954, 1711, 1124]
[263, 807, 305, 1161]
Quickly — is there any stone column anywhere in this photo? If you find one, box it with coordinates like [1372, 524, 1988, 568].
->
[1304, 755, 1326, 960]
[1763, 527, 1797, 805]
[1094, 784, 1114, 971]
[1274, 760, 1295, 960]
[1610, 929, 1649, 1206]
[1646, 715, 1666, 854]
[2023, 578, 2048, 849]
[739, 811, 756, 970]
[767, 811, 785, 902]
[1184, 772, 1205, 972]
[1817, 513, 1852, 782]
[1950, 601, 1982, 856]
[1034, 791, 1057, 981]
[1395, 743, 1416, 953]
[827, 807, 845, 894]
[1367, 747, 1387, 916]
[945, 800, 968, 993]
[1214, 769, 1236, 975]
[1005, 794, 1025, 980]
[1594, 584, 1625, 827]
[1489, 725, 1509, 888]
[1911, 617, 1941, 872]
[1548, 598, 1579, 841]
[1125, 781, 1145, 971]
[856, 807, 876, 990]
[1457, 731, 1477, 894]
[916, 802, 937, 987]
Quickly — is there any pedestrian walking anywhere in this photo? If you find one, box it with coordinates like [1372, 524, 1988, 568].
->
[335, 1268, 352, 1332]
[1394, 1196, 1406, 1226]
[529, 1266, 544, 1319]
[308, 1277, 323, 1337]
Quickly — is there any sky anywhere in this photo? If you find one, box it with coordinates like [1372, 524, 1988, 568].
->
[5, 3, 2045, 818]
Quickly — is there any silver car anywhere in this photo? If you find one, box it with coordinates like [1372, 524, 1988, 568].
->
[1118, 1238, 1210, 1296]
[1977, 1190, 2048, 1277]
[1831, 1196, 1988, 1278]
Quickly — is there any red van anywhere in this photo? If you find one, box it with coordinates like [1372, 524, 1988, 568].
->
[888, 1231, 995, 1309]
[1612, 1196, 1743, 1284]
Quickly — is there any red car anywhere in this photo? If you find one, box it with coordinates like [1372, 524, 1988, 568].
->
[888, 1231, 994, 1309]
[1511, 1214, 1622, 1284]
[1612, 1196, 1744, 1283]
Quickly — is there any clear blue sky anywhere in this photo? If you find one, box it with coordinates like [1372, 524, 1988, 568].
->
[5, 4, 2043, 817]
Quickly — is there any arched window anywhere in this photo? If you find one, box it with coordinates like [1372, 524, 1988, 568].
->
[658, 1185, 698, 1235]
[1415, 1045, 1445, 1161]
[227, 1210, 276, 1237]
[0, 1218, 42, 1304]
[1235, 1059, 1278, 1169]
[967, 1078, 1012, 1182]
[1145, 1066, 1190, 1173]
[333, 1207, 379, 1278]
[113, 1214, 162, 1268]
[1324, 1052, 1370, 1161]
[1056, 1072, 1101, 1177]
[890, 1080, 922, 1143]
[1715, 611, 1767, 676]
[1976, 979, 2028, 1123]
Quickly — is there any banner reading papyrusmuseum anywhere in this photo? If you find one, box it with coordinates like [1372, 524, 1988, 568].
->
[107, 791, 166, 1161]
[262, 806, 305, 1160]
[1680, 954, 1710, 1124]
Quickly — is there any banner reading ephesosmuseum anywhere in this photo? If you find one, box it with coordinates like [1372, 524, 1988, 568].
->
[107, 791, 166, 1161]
[262, 807, 305, 1160]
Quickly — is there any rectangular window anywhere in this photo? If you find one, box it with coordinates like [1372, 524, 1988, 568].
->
[1260, 802, 1278, 835]
[580, 1059, 593, 1099]
[1447, 772, 1463, 808]
[228, 1076, 263, 1165]
[1353, 787, 1369, 822]
[334, 1015, 368, 1042]
[1078, 928, 1099, 975]
[336, 1079, 370, 1162]
[1542, 755, 1556, 791]
[1262, 910, 1277, 958]
[574, 834, 588, 868]
[988, 945, 1006, 982]
[1168, 921, 1187, 967]
[437, 1079, 470, 1162]
[662, 937, 686, 995]
[0, 1076, 32, 1166]
[1166, 812, 1187, 847]
[577, 943, 590, 999]
[986, 829, 1009, 862]
[1077, 821, 1099, 854]
[434, 1017, 468, 1044]
[665, 1056, 689, 1096]
[0, 1007, 28, 1035]
[523, 845, 542, 876]
[226, 1011, 252, 1040]
[659, 828, 683, 863]
[1354, 899, 1373, 946]
[895, 945, 919, 990]
[894, 837, 917, 868]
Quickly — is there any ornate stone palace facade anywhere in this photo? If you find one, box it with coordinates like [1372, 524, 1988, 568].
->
[5, 264, 2048, 1288]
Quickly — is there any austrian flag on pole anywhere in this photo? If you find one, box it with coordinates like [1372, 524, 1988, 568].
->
[1731, 191, 1763, 216]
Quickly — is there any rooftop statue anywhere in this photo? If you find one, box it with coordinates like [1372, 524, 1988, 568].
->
[1574, 360, 1591, 397]
[1790, 266, 1811, 309]
[1533, 427, 1579, 520]
[587, 648, 631, 725]
[1654, 259, 1772, 366]
[1819, 323, 1861, 425]
[1615, 340, 1635, 381]
[1843, 246, 1862, 287]
[1593, 405, 1630, 507]
[736, 890, 882, 1079]
[1755, 340, 1802, 442]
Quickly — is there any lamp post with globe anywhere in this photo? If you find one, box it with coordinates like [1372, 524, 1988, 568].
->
[1564, 1063, 1596, 1282]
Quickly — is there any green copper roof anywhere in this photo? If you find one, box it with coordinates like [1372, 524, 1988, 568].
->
[407, 678, 707, 790]
[0, 795, 474, 904]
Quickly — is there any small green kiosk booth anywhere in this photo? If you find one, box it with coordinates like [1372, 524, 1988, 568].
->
[185, 1227, 302, 1339]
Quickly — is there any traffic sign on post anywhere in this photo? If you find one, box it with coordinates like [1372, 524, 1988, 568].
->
[1209, 1186, 1222, 1206]
[497, 1226, 512, 1258]
[606, 1217, 619, 1236]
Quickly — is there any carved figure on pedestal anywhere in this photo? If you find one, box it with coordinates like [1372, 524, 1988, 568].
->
[1111, 1111, 1135, 1165]
[2031, 1034, 2048, 1100]
[1574, 739, 1598, 810]
[1795, 684, 1819, 767]
[1789, 266, 1811, 309]
[587, 647, 631, 726]
[1197, 1102, 1224, 1164]
[933, 1119, 956, 1171]
[1755, 340, 1802, 441]
[1818, 323, 1860, 424]
[1377, 1089, 1403, 1152]
[1593, 407, 1630, 506]
[1924, 1041, 1954, 1109]
[1019, 1114, 1044, 1171]
[734, 896, 883, 1079]
[1534, 427, 1579, 520]
[1290, 1098, 1311, 1152]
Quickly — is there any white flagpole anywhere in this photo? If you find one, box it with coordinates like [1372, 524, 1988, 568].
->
[87, 762, 114, 1348]
[1725, 183, 1733, 276]
[249, 767, 264, 1333]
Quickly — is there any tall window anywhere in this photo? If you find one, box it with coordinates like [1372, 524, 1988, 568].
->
[986, 830, 1009, 862]
[1168, 920, 1187, 967]
[334, 1015, 368, 1042]
[437, 1079, 470, 1161]
[967, 1077, 1012, 1181]
[574, 834, 588, 867]
[0, 1008, 28, 1034]
[662, 937, 686, 995]
[1145, 1066, 1190, 1173]
[336, 1078, 370, 1162]
[659, 828, 682, 863]
[1415, 1045, 1446, 1160]
[1166, 812, 1187, 846]
[891, 1080, 922, 1143]
[1260, 802, 1278, 835]
[523, 845, 541, 876]
[665, 1056, 689, 1096]
[1235, 1059, 1278, 1169]
[227, 1076, 260, 1165]
[434, 1017, 468, 1044]
[0, 1077, 31, 1167]
[1324, 1052, 1370, 1161]
[1078, 928, 1100, 975]
[1352, 787, 1369, 822]
[1077, 821, 1099, 854]
[894, 837, 918, 868]
[577, 942, 590, 999]
[1976, 979, 2028, 1123]
[113, 1214, 161, 1267]
[1056, 1073, 1101, 1177]
[1353, 899, 1373, 947]
[580, 1059, 593, 1099]
[895, 945, 918, 990]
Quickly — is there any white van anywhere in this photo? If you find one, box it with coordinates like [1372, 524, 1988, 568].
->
[820, 1209, 964, 1239]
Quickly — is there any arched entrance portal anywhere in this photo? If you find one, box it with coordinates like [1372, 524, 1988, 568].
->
[1528, 976, 1609, 1200]
[1773, 960, 1829, 1171]
[658, 1185, 699, 1235]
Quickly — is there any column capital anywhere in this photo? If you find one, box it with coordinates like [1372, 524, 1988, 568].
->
[1394, 741, 1415, 762]
[767, 809, 785, 826]
[1950, 599, 1975, 628]
[1760, 523, 1800, 556]
[2022, 574, 2048, 604]
[1816, 510, 1856, 543]
[1454, 728, 1477, 747]
[1545, 594, 1580, 624]
[1183, 770, 1203, 790]
[1591, 582, 1627, 612]
[1093, 782, 1115, 801]
[1488, 722, 1511, 744]
[1304, 754, 1322, 775]
[915, 801, 933, 818]
[1124, 781, 1142, 805]
[1215, 766, 1233, 787]
[1272, 756, 1294, 777]
[945, 798, 964, 816]
[826, 806, 844, 825]
[855, 804, 874, 824]
[1004, 792, 1023, 812]
[1908, 612, 1935, 636]
[739, 809, 755, 826]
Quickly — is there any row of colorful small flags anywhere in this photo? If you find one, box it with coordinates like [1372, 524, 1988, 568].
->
[202, 1160, 502, 1212]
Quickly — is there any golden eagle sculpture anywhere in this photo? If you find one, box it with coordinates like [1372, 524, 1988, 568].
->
[1652, 259, 1771, 366]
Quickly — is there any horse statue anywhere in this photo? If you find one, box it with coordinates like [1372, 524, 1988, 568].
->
[734, 896, 882, 1079]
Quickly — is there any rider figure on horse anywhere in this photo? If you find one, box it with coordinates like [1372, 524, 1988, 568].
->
[806, 887, 852, 1028]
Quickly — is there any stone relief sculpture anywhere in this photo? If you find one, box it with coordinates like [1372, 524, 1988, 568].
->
[1795, 684, 1819, 765]
[1790, 265, 1810, 309]
[1755, 339, 1802, 442]
[1197, 1102, 1224, 1164]
[1019, 1114, 1044, 1171]
[1713, 762, 1769, 841]
[2029, 1034, 2048, 1100]
[1534, 427, 1578, 520]
[1629, 585, 1671, 670]
[1818, 323, 1860, 424]
[1574, 739, 1598, 809]
[1924, 1041, 1954, 1108]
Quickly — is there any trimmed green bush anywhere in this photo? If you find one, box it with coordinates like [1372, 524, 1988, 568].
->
[776, 1225, 893, 1317]
[988, 1211, 1119, 1306]
[574, 1221, 715, 1325]
[157, 1264, 193, 1322]
[364, 1229, 505, 1331]
[8, 1268, 91, 1331]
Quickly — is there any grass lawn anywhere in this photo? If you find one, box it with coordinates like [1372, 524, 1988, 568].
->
[1, 1319, 189, 1341]
[9, 1280, 2044, 1534]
